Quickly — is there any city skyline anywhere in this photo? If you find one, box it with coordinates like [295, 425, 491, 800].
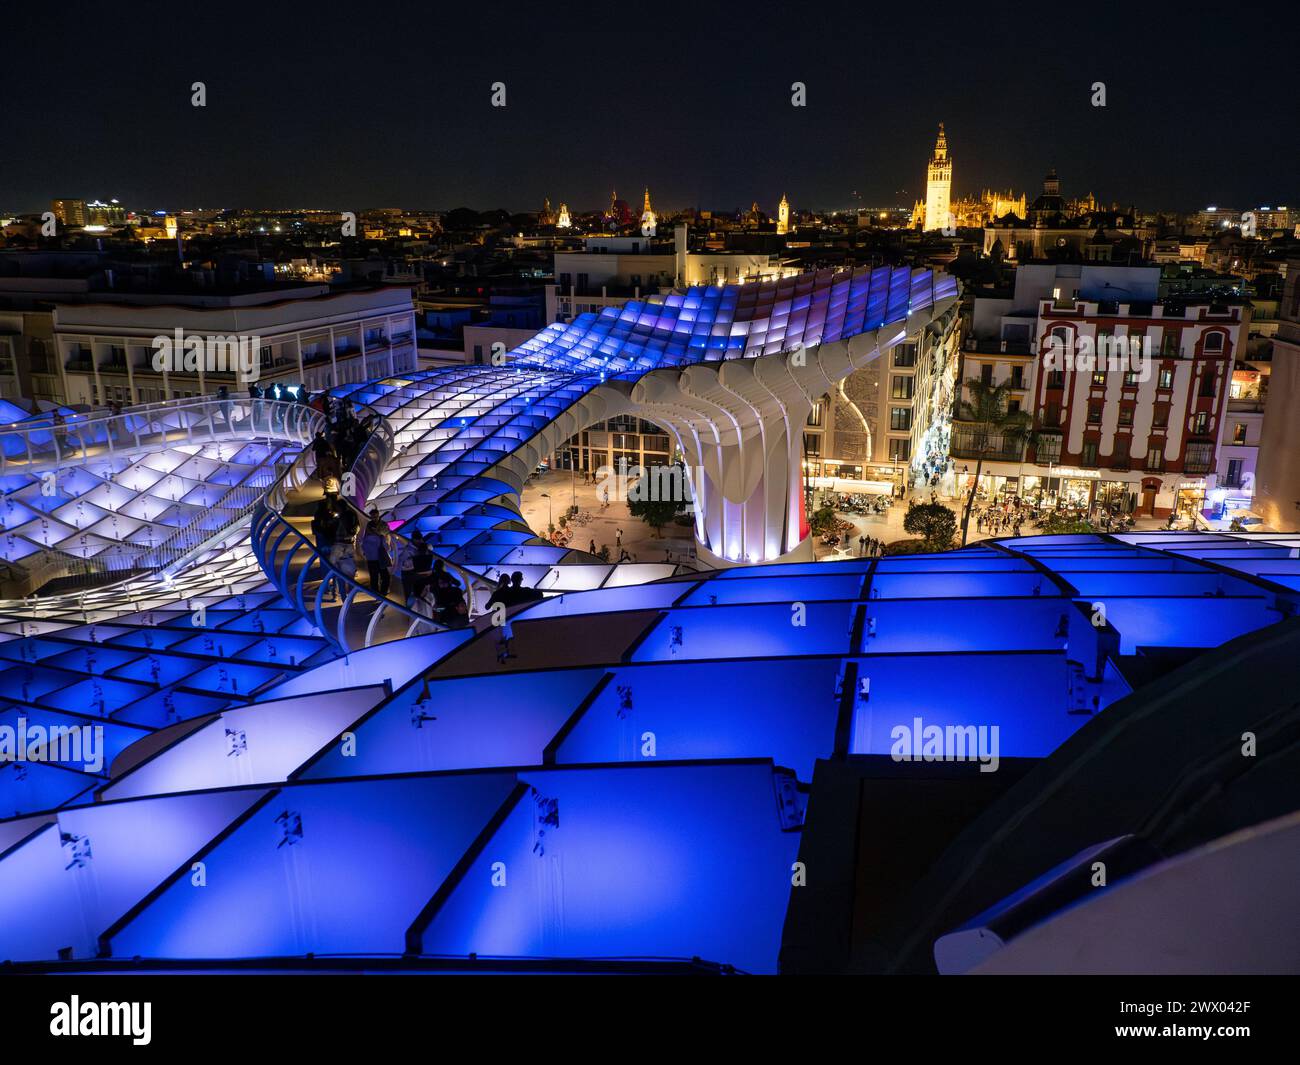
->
[2, 1, 1294, 215]
[0, 0, 1297, 1009]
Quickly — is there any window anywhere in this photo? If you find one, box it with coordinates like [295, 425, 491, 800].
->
[1088, 402, 1102, 424]
[1112, 436, 1130, 466]
[1092, 371, 1108, 386]
[893, 345, 917, 367]
[1043, 401, 1061, 428]
[1161, 331, 1180, 358]
[888, 438, 911, 462]
[1118, 407, 1133, 426]
[1158, 368, 1174, 390]
[980, 364, 993, 385]
[1010, 366, 1024, 389]
[803, 432, 822, 457]
[807, 401, 824, 427]
[1152, 406, 1169, 428]
[1232, 422, 1247, 444]
[1225, 458, 1243, 487]
[1200, 374, 1217, 398]
[1123, 369, 1140, 386]
[1204, 331, 1224, 352]
[1082, 441, 1098, 465]
[1185, 440, 1214, 473]
[1047, 369, 1065, 389]
[1037, 433, 1062, 463]
[1193, 412, 1210, 435]
[1146, 446, 1164, 471]
[889, 407, 913, 431]
[891, 376, 914, 400]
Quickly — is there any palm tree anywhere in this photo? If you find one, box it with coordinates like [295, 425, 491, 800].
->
[955, 377, 1033, 546]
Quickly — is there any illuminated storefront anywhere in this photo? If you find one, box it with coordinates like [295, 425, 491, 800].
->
[1175, 480, 1208, 518]
[1021, 468, 1100, 508]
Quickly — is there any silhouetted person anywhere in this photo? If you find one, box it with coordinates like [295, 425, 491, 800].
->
[409, 532, 434, 601]
[360, 510, 391, 597]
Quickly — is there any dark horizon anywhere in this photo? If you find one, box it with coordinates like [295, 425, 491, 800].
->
[2, 0, 1294, 216]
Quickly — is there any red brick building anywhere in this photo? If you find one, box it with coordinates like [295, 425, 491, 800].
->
[958, 270, 1249, 520]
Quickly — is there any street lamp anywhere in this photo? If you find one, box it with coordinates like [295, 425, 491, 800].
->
[540, 492, 552, 528]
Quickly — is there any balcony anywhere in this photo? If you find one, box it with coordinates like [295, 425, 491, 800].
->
[964, 338, 1032, 356]
[949, 424, 1026, 463]
[1183, 440, 1215, 475]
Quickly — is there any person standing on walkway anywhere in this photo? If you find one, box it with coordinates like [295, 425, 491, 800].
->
[360, 509, 392, 597]
[409, 531, 434, 603]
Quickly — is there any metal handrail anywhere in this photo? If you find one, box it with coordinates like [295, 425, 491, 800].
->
[0, 395, 320, 476]
[334, 411, 493, 616]
[0, 399, 324, 601]
[249, 399, 490, 651]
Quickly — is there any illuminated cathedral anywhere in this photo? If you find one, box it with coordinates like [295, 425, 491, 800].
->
[910, 123, 1027, 230]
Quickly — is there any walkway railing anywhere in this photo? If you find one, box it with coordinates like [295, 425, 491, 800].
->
[0, 395, 319, 476]
[1, 399, 324, 598]
[249, 400, 492, 652]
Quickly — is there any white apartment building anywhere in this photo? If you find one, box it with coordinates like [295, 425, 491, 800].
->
[804, 302, 963, 496]
[52, 286, 417, 406]
[546, 227, 797, 323]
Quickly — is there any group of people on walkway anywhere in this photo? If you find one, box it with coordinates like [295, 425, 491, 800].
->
[308, 499, 475, 628]
[308, 399, 376, 489]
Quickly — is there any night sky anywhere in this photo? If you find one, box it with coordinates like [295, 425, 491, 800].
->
[2, 0, 1294, 215]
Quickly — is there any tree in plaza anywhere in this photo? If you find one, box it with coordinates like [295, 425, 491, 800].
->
[809, 504, 838, 535]
[955, 377, 1033, 546]
[628, 494, 684, 537]
[627, 463, 690, 537]
[903, 501, 958, 550]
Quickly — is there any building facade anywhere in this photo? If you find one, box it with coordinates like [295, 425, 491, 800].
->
[1254, 261, 1300, 530]
[802, 302, 962, 495]
[959, 274, 1249, 519]
[51, 286, 418, 406]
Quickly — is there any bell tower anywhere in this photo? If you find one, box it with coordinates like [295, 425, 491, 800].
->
[923, 123, 952, 232]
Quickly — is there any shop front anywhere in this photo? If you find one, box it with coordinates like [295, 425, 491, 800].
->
[807, 458, 905, 500]
[1175, 480, 1208, 519]
[1096, 479, 1136, 514]
[954, 464, 1022, 505]
[1022, 468, 1100, 509]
